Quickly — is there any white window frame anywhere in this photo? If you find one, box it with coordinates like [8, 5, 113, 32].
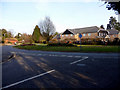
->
[88, 33, 91, 36]
[71, 34, 73, 36]
[83, 34, 86, 36]
[66, 34, 68, 36]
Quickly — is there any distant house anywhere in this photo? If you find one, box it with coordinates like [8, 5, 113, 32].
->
[61, 26, 108, 41]
[106, 29, 119, 41]
[61, 26, 120, 42]
[5, 38, 18, 44]
[118, 32, 120, 39]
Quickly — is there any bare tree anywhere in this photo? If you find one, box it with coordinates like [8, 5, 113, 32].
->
[39, 16, 56, 42]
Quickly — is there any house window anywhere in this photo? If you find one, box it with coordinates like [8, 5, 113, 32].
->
[71, 34, 73, 36]
[83, 34, 86, 36]
[66, 34, 68, 36]
[88, 33, 91, 36]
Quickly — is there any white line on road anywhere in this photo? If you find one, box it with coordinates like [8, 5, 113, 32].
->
[70, 57, 88, 65]
[2, 70, 55, 89]
[74, 56, 81, 58]
[16, 53, 84, 58]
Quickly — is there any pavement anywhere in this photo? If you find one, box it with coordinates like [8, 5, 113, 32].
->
[1, 45, 15, 63]
[1, 45, 120, 89]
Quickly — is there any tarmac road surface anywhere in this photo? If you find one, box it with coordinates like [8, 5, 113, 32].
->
[2, 45, 120, 89]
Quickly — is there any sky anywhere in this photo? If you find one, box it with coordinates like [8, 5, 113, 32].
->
[0, 0, 118, 36]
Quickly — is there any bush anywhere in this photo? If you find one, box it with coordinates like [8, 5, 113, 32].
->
[48, 43, 76, 47]
[1, 41, 4, 43]
[8, 42, 12, 44]
[43, 41, 46, 44]
[20, 44, 36, 46]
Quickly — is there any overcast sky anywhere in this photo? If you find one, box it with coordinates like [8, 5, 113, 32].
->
[0, 0, 118, 35]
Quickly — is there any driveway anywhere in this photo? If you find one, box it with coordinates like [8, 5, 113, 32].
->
[1, 45, 120, 89]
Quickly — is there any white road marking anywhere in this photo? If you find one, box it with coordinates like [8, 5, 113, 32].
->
[74, 56, 81, 58]
[70, 57, 88, 65]
[16, 53, 88, 59]
[2, 70, 55, 89]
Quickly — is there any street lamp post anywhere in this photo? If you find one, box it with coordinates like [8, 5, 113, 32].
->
[79, 33, 82, 49]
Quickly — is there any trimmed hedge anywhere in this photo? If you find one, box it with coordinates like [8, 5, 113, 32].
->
[48, 43, 76, 47]
[20, 44, 36, 46]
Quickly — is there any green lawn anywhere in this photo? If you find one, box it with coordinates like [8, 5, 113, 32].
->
[14, 45, 120, 53]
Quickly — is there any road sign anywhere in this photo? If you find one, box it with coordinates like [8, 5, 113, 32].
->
[79, 34, 82, 38]
[79, 34, 82, 49]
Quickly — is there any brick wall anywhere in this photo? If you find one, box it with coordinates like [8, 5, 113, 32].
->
[61, 34, 75, 40]
[109, 34, 118, 41]
[61, 33, 98, 41]
[118, 33, 120, 39]
[76, 33, 98, 41]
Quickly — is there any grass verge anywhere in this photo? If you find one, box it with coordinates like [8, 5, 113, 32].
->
[14, 45, 120, 53]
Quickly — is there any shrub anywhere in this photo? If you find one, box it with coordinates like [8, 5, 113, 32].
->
[43, 41, 46, 44]
[20, 44, 36, 46]
[48, 43, 76, 47]
[1, 41, 4, 43]
[8, 42, 12, 44]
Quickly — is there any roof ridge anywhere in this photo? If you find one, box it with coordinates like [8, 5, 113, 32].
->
[69, 26, 98, 30]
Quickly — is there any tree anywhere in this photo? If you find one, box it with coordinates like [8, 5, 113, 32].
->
[7, 31, 14, 38]
[108, 16, 120, 31]
[21, 33, 33, 44]
[32, 25, 41, 43]
[15, 33, 22, 41]
[107, 24, 111, 29]
[1, 29, 7, 42]
[100, 25, 105, 29]
[102, 1, 120, 14]
[39, 16, 56, 43]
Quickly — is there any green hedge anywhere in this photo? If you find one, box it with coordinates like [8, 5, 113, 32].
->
[48, 43, 76, 47]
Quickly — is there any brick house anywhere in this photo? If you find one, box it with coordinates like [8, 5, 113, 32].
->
[61, 26, 109, 42]
[105, 29, 119, 41]
[118, 32, 120, 39]
[5, 38, 18, 44]
[60, 26, 120, 42]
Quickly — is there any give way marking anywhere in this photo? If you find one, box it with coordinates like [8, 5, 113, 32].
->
[70, 57, 88, 65]
[1, 70, 55, 89]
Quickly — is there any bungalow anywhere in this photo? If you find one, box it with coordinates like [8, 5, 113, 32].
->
[106, 29, 119, 41]
[61, 26, 108, 41]
[118, 32, 120, 39]
[5, 38, 18, 44]
[61, 26, 119, 42]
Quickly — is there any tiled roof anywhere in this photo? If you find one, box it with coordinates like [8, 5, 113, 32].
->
[5, 38, 18, 41]
[68, 26, 99, 34]
[107, 29, 119, 35]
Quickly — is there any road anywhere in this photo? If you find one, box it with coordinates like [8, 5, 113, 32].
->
[2, 45, 120, 89]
